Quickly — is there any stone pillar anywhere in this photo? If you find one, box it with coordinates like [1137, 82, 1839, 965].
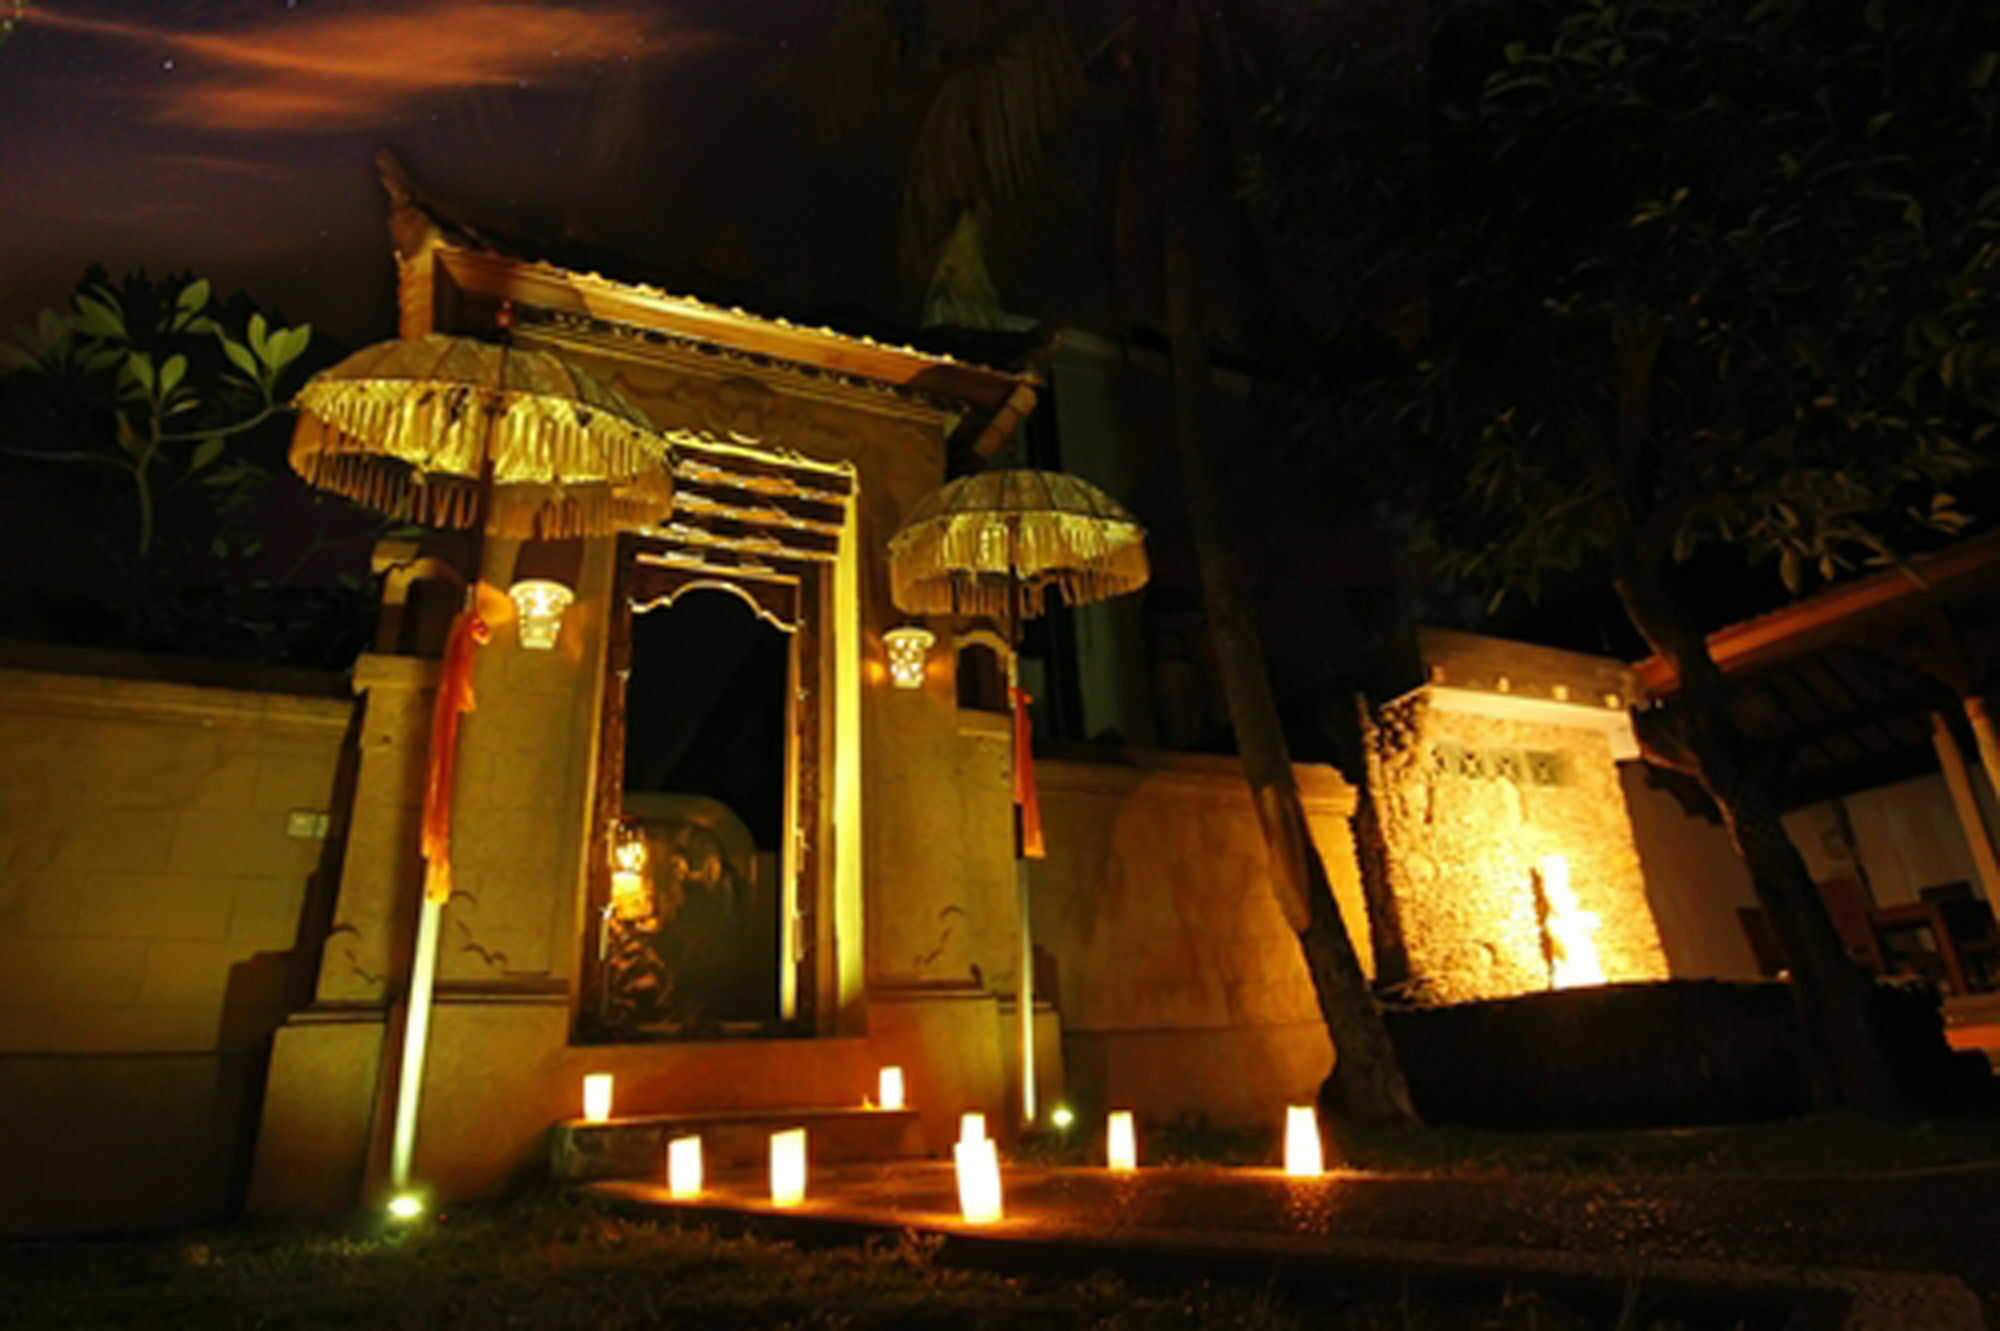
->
[1963, 694, 2000, 814]
[1929, 710, 2000, 902]
[250, 654, 435, 1216]
[311, 655, 437, 1004]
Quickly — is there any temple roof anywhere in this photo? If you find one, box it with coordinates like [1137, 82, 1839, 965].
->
[413, 245, 1037, 462]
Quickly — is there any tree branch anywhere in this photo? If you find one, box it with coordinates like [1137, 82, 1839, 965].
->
[156, 401, 282, 446]
[0, 447, 128, 470]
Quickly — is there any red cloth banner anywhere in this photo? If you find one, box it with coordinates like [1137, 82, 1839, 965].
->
[1010, 684, 1046, 860]
[420, 603, 491, 903]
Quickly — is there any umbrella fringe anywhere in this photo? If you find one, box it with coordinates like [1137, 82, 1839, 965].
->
[293, 380, 670, 487]
[290, 415, 676, 538]
[888, 508, 1149, 616]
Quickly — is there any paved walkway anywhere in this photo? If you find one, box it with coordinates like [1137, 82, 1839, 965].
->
[589, 1160, 2000, 1330]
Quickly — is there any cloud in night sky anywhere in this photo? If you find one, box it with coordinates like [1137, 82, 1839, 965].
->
[39, 2, 701, 131]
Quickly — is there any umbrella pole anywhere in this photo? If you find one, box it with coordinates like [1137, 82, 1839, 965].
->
[389, 889, 443, 1191]
[388, 432, 499, 1199]
[1008, 582, 1036, 1126]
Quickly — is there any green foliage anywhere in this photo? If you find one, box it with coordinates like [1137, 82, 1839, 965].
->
[0, 269, 375, 667]
[4, 272, 312, 556]
[1243, 2, 1430, 349]
[1320, 0, 2000, 605]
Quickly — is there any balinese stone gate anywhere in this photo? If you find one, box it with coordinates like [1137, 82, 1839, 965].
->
[1361, 629, 1669, 1004]
[249, 238, 1039, 1215]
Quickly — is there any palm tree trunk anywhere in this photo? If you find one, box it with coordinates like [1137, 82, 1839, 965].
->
[1614, 550, 1904, 1114]
[1160, 0, 1416, 1127]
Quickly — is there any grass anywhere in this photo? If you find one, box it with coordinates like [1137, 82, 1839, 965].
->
[0, 1193, 1755, 1331]
[1016, 1109, 2000, 1178]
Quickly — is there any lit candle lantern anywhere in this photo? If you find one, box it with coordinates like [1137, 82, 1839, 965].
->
[1284, 1105, 1323, 1177]
[582, 1073, 614, 1123]
[953, 1136, 1003, 1223]
[770, 1128, 807, 1207]
[878, 1066, 906, 1112]
[883, 626, 935, 689]
[610, 827, 650, 921]
[667, 1135, 703, 1199]
[959, 1111, 986, 1146]
[1106, 1110, 1137, 1171]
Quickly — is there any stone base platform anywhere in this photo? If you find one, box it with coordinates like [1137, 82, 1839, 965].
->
[585, 1163, 1996, 1331]
[551, 1107, 925, 1183]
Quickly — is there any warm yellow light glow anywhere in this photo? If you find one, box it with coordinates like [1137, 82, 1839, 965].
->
[953, 1137, 1003, 1223]
[1284, 1105, 1323, 1177]
[668, 1135, 703, 1199]
[610, 868, 646, 919]
[883, 626, 935, 689]
[877, 1066, 905, 1111]
[508, 578, 574, 650]
[582, 1073, 614, 1123]
[1106, 1110, 1137, 1171]
[959, 1111, 986, 1146]
[1538, 854, 1606, 989]
[1050, 1105, 1075, 1130]
[386, 1193, 424, 1222]
[769, 1128, 807, 1207]
[609, 825, 650, 921]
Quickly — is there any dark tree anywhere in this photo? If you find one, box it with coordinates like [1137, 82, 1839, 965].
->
[1284, 0, 2000, 1110]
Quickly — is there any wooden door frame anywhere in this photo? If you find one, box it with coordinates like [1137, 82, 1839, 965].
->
[582, 532, 828, 1040]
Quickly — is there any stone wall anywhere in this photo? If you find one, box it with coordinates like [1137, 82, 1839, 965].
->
[0, 659, 352, 1234]
[1031, 753, 1363, 1124]
[1364, 689, 1669, 1003]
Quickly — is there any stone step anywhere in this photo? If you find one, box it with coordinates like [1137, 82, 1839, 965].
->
[551, 1106, 926, 1184]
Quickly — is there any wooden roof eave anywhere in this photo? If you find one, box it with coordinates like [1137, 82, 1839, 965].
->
[424, 246, 1038, 433]
[1634, 529, 2000, 696]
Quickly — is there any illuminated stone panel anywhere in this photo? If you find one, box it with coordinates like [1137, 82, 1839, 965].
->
[1363, 632, 1668, 1003]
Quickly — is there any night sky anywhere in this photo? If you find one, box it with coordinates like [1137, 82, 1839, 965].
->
[0, 1, 914, 345]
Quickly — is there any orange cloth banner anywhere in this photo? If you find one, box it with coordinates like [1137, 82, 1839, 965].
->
[1010, 685, 1045, 860]
[420, 603, 491, 903]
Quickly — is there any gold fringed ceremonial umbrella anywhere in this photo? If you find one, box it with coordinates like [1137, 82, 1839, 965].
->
[290, 327, 679, 1209]
[887, 469, 1149, 1123]
[291, 332, 675, 539]
[888, 469, 1149, 621]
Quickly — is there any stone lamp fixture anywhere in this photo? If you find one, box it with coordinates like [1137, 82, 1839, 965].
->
[508, 537, 584, 649]
[883, 625, 935, 689]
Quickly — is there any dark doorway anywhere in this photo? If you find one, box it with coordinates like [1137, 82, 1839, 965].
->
[612, 588, 789, 1035]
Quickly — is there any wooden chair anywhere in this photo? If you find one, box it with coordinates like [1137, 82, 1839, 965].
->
[1920, 882, 2000, 993]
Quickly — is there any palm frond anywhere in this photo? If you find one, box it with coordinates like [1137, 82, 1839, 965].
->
[899, 4, 1086, 277]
